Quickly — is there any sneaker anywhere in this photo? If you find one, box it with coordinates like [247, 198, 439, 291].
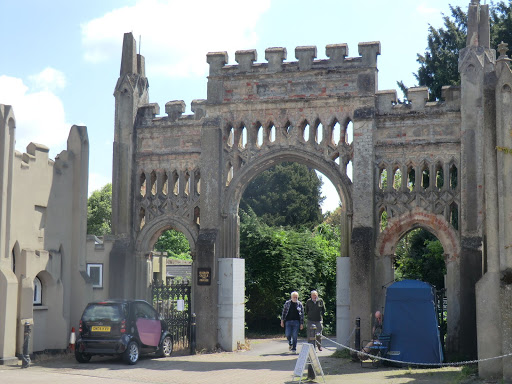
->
[291, 349, 297, 354]
[318, 346, 322, 351]
[289, 344, 292, 351]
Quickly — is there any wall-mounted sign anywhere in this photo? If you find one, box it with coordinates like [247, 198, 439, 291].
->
[197, 267, 211, 285]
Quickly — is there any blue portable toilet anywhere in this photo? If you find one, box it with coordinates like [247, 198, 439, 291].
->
[382, 279, 444, 365]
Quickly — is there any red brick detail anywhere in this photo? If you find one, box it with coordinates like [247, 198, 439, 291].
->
[376, 208, 460, 262]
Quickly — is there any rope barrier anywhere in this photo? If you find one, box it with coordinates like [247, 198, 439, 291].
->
[321, 335, 512, 367]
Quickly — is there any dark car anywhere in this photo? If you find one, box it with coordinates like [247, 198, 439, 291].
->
[75, 299, 173, 365]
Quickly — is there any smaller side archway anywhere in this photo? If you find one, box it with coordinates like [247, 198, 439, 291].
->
[375, 208, 461, 353]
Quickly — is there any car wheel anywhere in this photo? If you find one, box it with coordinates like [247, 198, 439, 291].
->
[158, 335, 173, 357]
[123, 341, 139, 365]
[75, 350, 91, 363]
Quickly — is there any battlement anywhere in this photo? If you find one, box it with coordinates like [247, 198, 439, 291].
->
[376, 86, 461, 115]
[206, 42, 380, 104]
[206, 42, 380, 76]
[136, 99, 207, 125]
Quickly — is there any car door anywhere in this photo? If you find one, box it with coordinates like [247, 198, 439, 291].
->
[133, 301, 161, 348]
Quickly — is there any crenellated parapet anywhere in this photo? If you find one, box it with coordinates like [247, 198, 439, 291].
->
[206, 42, 380, 104]
[376, 86, 461, 115]
[136, 99, 208, 127]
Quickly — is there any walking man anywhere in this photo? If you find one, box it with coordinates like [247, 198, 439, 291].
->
[305, 290, 325, 351]
[280, 291, 304, 353]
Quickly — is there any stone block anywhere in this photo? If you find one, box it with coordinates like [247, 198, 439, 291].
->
[295, 46, 317, 71]
[358, 41, 381, 67]
[165, 100, 185, 121]
[326, 44, 348, 66]
[265, 47, 287, 72]
[235, 49, 257, 72]
[206, 52, 228, 76]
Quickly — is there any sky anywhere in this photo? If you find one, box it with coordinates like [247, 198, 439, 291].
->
[0, 0, 472, 213]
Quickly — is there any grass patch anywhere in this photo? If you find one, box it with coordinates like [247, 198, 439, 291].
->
[331, 348, 351, 359]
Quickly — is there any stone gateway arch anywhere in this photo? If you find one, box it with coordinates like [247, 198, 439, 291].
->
[108, 1, 512, 379]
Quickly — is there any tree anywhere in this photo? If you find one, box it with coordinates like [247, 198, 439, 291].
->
[154, 230, 191, 260]
[240, 209, 339, 333]
[87, 183, 112, 236]
[394, 229, 446, 289]
[240, 162, 324, 228]
[402, 2, 512, 101]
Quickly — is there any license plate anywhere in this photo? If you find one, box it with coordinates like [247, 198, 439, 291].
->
[91, 326, 111, 332]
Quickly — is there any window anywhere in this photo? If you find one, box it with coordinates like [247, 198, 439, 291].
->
[33, 277, 42, 305]
[87, 263, 103, 288]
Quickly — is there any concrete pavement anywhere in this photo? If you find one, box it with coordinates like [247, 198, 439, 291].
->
[0, 337, 478, 384]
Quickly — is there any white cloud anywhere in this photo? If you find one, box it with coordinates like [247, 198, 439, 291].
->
[0, 72, 70, 154]
[81, 0, 272, 78]
[28, 67, 67, 92]
[88, 172, 111, 196]
[417, 4, 439, 15]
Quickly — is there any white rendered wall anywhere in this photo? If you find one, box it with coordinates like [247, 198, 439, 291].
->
[218, 258, 245, 351]
[336, 257, 351, 348]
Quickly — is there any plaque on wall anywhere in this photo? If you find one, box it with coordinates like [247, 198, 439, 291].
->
[197, 267, 211, 285]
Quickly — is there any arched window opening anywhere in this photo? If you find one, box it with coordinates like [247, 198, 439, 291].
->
[345, 121, 353, 145]
[33, 276, 42, 305]
[331, 121, 341, 146]
[268, 124, 276, 143]
[194, 171, 201, 195]
[380, 209, 388, 231]
[347, 160, 353, 181]
[140, 173, 146, 197]
[194, 206, 200, 226]
[303, 123, 310, 142]
[284, 121, 292, 136]
[162, 172, 168, 196]
[11, 248, 15, 274]
[239, 126, 248, 148]
[436, 164, 444, 190]
[226, 164, 234, 186]
[172, 171, 179, 196]
[449, 164, 458, 189]
[421, 166, 430, 189]
[139, 207, 146, 230]
[152, 229, 192, 283]
[407, 166, 415, 192]
[316, 122, 323, 144]
[150, 171, 157, 196]
[184, 172, 191, 196]
[257, 125, 263, 147]
[227, 126, 234, 147]
[450, 202, 459, 230]
[393, 168, 402, 191]
[379, 168, 388, 190]
[333, 154, 340, 165]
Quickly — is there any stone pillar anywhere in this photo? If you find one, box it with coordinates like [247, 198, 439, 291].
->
[458, 20, 493, 355]
[0, 105, 18, 364]
[110, 33, 149, 299]
[194, 230, 219, 350]
[336, 257, 350, 348]
[218, 258, 245, 351]
[350, 106, 376, 340]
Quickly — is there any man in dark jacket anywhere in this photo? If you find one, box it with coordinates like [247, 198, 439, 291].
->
[305, 290, 326, 351]
[280, 291, 304, 353]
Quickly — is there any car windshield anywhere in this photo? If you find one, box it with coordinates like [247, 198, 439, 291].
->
[82, 304, 124, 321]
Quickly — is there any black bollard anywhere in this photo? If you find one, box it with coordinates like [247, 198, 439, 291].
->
[21, 321, 31, 368]
[353, 317, 361, 361]
[307, 324, 316, 380]
[190, 313, 196, 355]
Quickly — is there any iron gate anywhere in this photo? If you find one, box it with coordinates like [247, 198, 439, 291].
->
[151, 280, 191, 350]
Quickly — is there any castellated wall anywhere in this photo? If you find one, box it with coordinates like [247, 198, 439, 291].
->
[0, 111, 92, 362]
